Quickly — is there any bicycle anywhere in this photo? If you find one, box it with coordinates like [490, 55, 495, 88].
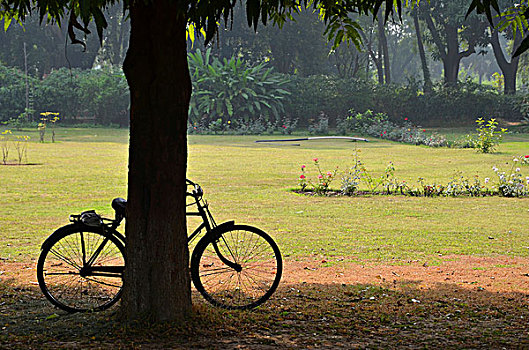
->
[36, 179, 283, 312]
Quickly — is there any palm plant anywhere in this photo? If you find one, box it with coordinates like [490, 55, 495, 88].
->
[188, 48, 290, 126]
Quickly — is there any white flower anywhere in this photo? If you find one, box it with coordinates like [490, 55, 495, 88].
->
[514, 158, 519, 162]
[484, 178, 489, 183]
[492, 166, 498, 172]
[516, 168, 521, 172]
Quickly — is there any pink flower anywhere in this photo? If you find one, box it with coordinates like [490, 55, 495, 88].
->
[380, 133, 383, 137]
[282, 125, 287, 128]
[318, 175, 323, 179]
[525, 155, 529, 158]
[423, 129, 426, 132]
[299, 174, 306, 179]
[404, 117, 408, 121]
[383, 131, 387, 134]
[327, 171, 333, 177]
[301, 165, 306, 169]
[313, 158, 318, 162]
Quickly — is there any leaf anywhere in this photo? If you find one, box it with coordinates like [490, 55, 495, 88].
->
[3, 16, 12, 31]
[513, 35, 529, 57]
[226, 100, 233, 117]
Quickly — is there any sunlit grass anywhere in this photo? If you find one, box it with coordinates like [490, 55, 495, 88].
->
[0, 128, 528, 262]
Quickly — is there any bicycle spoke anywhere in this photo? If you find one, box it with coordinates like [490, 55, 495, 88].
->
[192, 225, 282, 309]
[38, 228, 125, 312]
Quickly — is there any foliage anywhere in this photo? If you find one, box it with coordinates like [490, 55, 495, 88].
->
[492, 157, 529, 197]
[188, 49, 290, 126]
[38, 112, 60, 143]
[0, 64, 130, 126]
[338, 110, 450, 147]
[298, 158, 338, 194]
[0, 129, 29, 164]
[521, 154, 529, 166]
[308, 115, 329, 135]
[0, 65, 30, 123]
[76, 68, 130, 126]
[1, 129, 12, 164]
[284, 76, 526, 128]
[187, 117, 297, 135]
[2, 109, 36, 130]
[13, 135, 30, 164]
[297, 153, 528, 198]
[466, 118, 507, 153]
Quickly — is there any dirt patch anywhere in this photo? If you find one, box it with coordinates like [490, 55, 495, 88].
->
[1, 255, 529, 349]
[283, 254, 529, 294]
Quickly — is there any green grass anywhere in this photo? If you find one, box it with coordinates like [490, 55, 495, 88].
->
[1, 127, 528, 262]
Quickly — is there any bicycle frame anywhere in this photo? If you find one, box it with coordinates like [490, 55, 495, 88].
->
[55, 179, 241, 277]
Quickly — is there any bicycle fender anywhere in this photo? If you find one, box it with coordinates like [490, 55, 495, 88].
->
[209, 221, 235, 239]
[40, 224, 80, 251]
[40, 223, 125, 251]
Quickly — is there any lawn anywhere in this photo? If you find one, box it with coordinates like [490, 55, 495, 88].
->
[1, 127, 529, 348]
[1, 127, 528, 261]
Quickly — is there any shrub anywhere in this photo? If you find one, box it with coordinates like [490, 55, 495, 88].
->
[298, 158, 338, 195]
[296, 155, 528, 198]
[283, 76, 526, 128]
[77, 68, 129, 126]
[466, 118, 507, 153]
[338, 110, 450, 147]
[187, 117, 298, 135]
[0, 65, 32, 123]
[188, 49, 290, 126]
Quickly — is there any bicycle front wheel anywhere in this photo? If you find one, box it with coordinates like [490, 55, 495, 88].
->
[36, 224, 125, 312]
[190, 224, 282, 309]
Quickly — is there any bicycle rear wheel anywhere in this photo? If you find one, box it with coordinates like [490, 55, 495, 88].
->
[190, 224, 282, 309]
[36, 224, 125, 312]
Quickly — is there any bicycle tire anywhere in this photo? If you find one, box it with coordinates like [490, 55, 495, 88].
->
[36, 224, 126, 313]
[190, 224, 282, 310]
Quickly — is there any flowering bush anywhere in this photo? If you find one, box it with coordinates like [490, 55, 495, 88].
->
[492, 157, 529, 197]
[1, 129, 11, 164]
[337, 110, 450, 147]
[299, 158, 338, 194]
[520, 155, 529, 166]
[188, 117, 297, 135]
[296, 154, 528, 198]
[1, 129, 30, 165]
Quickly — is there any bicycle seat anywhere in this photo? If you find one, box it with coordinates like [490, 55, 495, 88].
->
[112, 198, 127, 217]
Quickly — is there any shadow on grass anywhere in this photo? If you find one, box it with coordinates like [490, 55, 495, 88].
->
[1, 279, 528, 349]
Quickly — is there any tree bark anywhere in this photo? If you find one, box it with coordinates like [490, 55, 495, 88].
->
[360, 30, 383, 84]
[412, 9, 432, 92]
[423, 11, 474, 86]
[121, 0, 192, 322]
[377, 12, 390, 84]
[490, 29, 520, 95]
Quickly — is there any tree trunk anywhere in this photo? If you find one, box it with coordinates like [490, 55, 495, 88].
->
[412, 10, 432, 92]
[121, 1, 192, 322]
[443, 24, 460, 85]
[490, 29, 520, 95]
[377, 12, 390, 84]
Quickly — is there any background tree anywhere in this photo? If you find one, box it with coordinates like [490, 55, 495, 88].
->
[420, 0, 489, 85]
[0, 14, 99, 75]
[411, 7, 432, 91]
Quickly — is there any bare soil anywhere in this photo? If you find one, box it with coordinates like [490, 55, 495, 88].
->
[1, 255, 529, 349]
